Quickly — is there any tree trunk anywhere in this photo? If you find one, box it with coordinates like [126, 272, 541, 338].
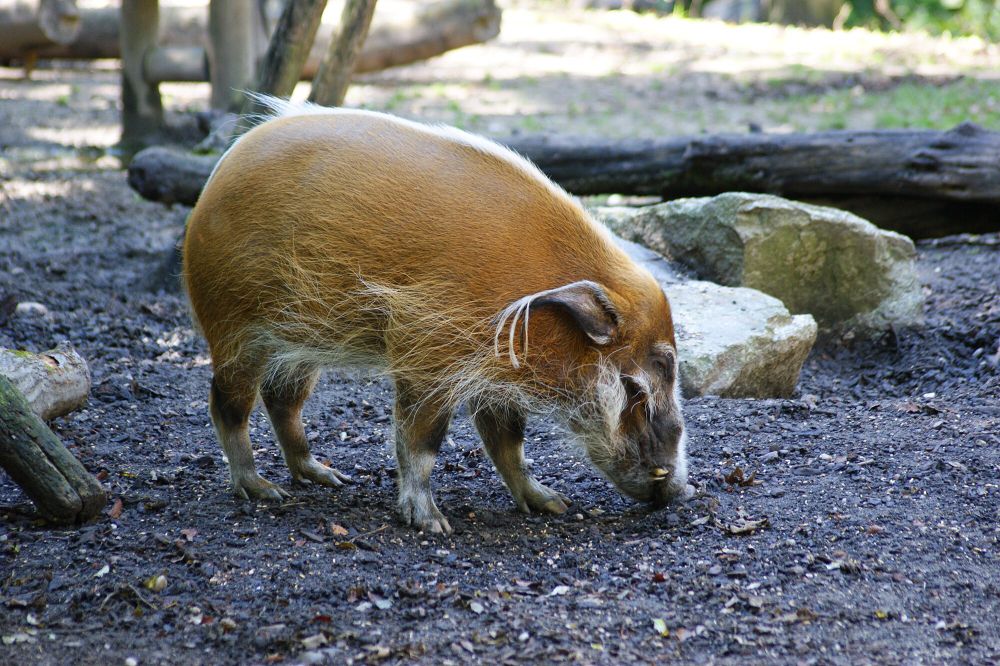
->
[0, 343, 90, 421]
[125, 123, 1000, 238]
[246, 0, 329, 108]
[0, 1, 501, 81]
[0, 0, 80, 52]
[308, 0, 377, 106]
[0, 376, 106, 524]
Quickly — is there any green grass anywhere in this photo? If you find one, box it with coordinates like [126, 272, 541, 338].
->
[775, 77, 1000, 131]
[869, 79, 1000, 129]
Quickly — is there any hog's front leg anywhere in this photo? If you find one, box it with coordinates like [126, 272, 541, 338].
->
[472, 402, 570, 515]
[393, 382, 453, 534]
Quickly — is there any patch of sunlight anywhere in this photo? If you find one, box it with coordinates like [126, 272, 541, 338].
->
[160, 82, 212, 111]
[27, 124, 118, 148]
[0, 82, 74, 103]
[2, 178, 75, 203]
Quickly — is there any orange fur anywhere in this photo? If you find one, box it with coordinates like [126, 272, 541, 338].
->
[183, 101, 685, 530]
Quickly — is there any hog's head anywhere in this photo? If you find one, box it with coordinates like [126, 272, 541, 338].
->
[498, 278, 689, 506]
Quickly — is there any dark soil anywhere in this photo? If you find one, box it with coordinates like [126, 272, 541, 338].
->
[2, 71, 1000, 665]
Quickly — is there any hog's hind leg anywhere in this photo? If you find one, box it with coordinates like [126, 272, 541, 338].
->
[394, 381, 453, 534]
[210, 371, 290, 501]
[472, 402, 570, 515]
[261, 368, 352, 488]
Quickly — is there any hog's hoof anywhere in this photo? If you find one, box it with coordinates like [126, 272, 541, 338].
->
[232, 474, 290, 501]
[290, 456, 352, 487]
[517, 483, 571, 515]
[398, 493, 452, 535]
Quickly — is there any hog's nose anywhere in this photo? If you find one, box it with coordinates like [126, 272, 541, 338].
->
[650, 465, 673, 480]
[647, 467, 675, 508]
[648, 480, 672, 508]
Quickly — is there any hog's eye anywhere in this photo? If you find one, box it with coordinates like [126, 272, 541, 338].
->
[653, 352, 676, 384]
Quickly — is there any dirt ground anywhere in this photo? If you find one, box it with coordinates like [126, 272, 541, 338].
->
[2, 5, 1000, 665]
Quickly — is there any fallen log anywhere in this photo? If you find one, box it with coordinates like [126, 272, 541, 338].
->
[0, 342, 91, 420]
[127, 123, 1000, 238]
[0, 0, 81, 53]
[0, 0, 502, 79]
[127, 146, 219, 207]
[0, 375, 106, 524]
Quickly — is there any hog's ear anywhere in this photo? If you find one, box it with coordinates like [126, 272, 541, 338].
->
[534, 280, 620, 345]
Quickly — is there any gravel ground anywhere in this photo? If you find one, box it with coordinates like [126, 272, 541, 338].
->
[2, 11, 1000, 665]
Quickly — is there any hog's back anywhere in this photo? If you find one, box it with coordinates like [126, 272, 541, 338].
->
[183, 110, 633, 365]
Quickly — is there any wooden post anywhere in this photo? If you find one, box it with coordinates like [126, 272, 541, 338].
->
[308, 0, 377, 107]
[241, 0, 329, 121]
[207, 0, 267, 111]
[119, 0, 163, 152]
[0, 376, 106, 524]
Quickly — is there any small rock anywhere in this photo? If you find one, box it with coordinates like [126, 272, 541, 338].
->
[299, 651, 326, 665]
[15, 301, 48, 317]
[613, 233, 816, 398]
[601, 193, 923, 335]
[761, 451, 780, 463]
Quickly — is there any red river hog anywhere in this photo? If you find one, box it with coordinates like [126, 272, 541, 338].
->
[183, 97, 688, 533]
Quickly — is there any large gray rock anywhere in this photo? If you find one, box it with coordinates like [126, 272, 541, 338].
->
[615, 236, 817, 399]
[600, 194, 924, 335]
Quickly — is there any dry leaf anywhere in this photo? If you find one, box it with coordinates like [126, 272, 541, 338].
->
[716, 517, 770, 535]
[107, 498, 123, 520]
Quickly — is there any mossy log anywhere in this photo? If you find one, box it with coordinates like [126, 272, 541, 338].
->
[0, 375, 106, 524]
[0, 343, 90, 420]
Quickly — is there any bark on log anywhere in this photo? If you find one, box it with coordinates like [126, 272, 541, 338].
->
[126, 123, 1000, 238]
[0, 0, 501, 79]
[308, 0, 377, 107]
[0, 0, 81, 52]
[0, 343, 90, 421]
[0, 375, 106, 524]
[504, 122, 1000, 202]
